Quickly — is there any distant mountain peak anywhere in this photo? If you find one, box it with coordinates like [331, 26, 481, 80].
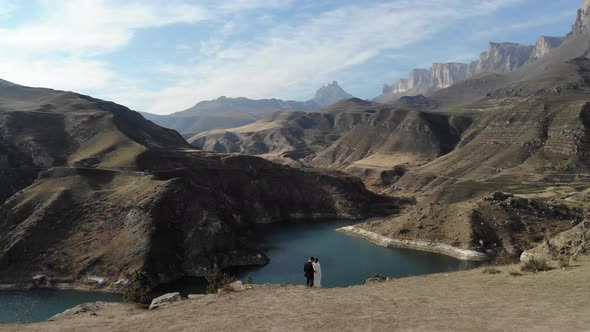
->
[569, 0, 590, 37]
[311, 81, 353, 107]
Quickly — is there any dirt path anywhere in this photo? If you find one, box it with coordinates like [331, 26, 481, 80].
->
[4, 258, 590, 332]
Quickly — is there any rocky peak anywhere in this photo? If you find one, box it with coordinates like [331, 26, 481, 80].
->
[311, 81, 354, 107]
[533, 36, 565, 59]
[469, 42, 535, 74]
[569, 0, 590, 37]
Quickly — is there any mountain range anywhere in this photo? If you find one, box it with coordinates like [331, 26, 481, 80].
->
[141, 81, 353, 138]
[194, 0, 590, 260]
[1, 0, 590, 295]
[374, 36, 565, 103]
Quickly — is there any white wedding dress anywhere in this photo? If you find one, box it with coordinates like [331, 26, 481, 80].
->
[313, 262, 322, 288]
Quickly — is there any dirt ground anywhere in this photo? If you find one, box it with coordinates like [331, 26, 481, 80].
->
[3, 258, 590, 332]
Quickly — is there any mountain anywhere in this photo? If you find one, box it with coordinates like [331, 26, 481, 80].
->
[194, 0, 590, 259]
[141, 81, 354, 138]
[310, 81, 354, 107]
[190, 98, 382, 165]
[0, 82, 397, 290]
[375, 37, 565, 103]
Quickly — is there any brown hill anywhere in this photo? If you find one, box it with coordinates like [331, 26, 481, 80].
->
[0, 85, 399, 290]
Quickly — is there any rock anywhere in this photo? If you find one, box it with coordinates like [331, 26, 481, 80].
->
[226, 280, 246, 292]
[365, 275, 387, 284]
[32, 274, 48, 287]
[188, 294, 205, 300]
[149, 292, 181, 310]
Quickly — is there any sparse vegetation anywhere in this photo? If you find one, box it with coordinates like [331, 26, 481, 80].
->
[558, 256, 570, 269]
[508, 270, 523, 277]
[520, 256, 549, 273]
[123, 271, 152, 304]
[482, 265, 502, 274]
[206, 271, 236, 294]
[246, 273, 253, 285]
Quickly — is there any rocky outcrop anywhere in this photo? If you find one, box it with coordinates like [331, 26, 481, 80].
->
[568, 0, 590, 37]
[468, 42, 535, 75]
[533, 36, 565, 59]
[149, 292, 181, 310]
[375, 0, 590, 104]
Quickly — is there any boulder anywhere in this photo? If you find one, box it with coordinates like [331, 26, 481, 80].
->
[188, 294, 205, 300]
[32, 274, 48, 287]
[226, 280, 246, 292]
[149, 292, 181, 310]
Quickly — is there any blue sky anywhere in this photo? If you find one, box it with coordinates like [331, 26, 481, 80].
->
[0, 0, 583, 114]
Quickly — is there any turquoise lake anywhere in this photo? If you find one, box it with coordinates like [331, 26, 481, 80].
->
[1, 220, 478, 323]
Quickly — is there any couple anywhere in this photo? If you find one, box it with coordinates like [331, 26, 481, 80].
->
[303, 256, 322, 288]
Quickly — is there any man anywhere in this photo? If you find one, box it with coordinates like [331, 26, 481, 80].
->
[304, 256, 315, 287]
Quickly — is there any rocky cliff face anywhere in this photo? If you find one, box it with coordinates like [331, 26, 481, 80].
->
[375, 0, 589, 104]
[533, 36, 565, 59]
[569, 0, 590, 37]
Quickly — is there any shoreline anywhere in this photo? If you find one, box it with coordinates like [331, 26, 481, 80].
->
[337, 225, 490, 261]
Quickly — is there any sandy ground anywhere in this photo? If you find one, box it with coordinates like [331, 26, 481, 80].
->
[3, 258, 590, 332]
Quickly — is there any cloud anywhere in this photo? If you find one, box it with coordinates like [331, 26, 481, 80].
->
[141, 0, 525, 114]
[0, 0, 529, 114]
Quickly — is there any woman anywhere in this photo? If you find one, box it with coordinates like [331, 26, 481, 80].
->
[313, 257, 322, 288]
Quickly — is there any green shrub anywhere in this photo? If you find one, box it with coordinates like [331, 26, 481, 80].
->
[206, 271, 236, 294]
[246, 273, 253, 285]
[123, 271, 152, 304]
[520, 256, 549, 273]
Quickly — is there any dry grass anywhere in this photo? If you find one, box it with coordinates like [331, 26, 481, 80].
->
[8, 257, 590, 332]
[482, 265, 502, 274]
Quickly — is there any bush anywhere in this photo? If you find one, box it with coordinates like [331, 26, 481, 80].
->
[246, 273, 253, 285]
[206, 271, 236, 294]
[520, 256, 549, 273]
[557, 256, 570, 269]
[482, 265, 502, 274]
[123, 271, 152, 304]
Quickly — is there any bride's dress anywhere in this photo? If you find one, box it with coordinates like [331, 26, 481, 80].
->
[313, 262, 322, 288]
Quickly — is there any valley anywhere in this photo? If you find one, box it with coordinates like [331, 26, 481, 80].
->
[2, 0, 590, 330]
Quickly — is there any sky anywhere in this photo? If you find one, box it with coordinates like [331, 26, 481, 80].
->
[0, 0, 583, 115]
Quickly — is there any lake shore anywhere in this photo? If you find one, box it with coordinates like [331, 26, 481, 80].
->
[5, 257, 589, 331]
[337, 225, 490, 261]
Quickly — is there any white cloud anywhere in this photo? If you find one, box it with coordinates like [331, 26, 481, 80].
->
[0, 0, 530, 114]
[141, 0, 525, 114]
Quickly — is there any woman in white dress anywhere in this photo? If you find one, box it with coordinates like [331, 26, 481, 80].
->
[313, 257, 322, 288]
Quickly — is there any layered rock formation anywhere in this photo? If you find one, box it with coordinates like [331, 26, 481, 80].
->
[142, 81, 354, 137]
[569, 0, 590, 37]
[376, 35, 566, 103]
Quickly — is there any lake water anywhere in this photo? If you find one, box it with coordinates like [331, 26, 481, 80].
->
[231, 220, 478, 287]
[0, 289, 121, 324]
[1, 219, 478, 323]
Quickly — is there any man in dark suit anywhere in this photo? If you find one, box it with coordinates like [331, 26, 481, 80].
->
[304, 256, 315, 287]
